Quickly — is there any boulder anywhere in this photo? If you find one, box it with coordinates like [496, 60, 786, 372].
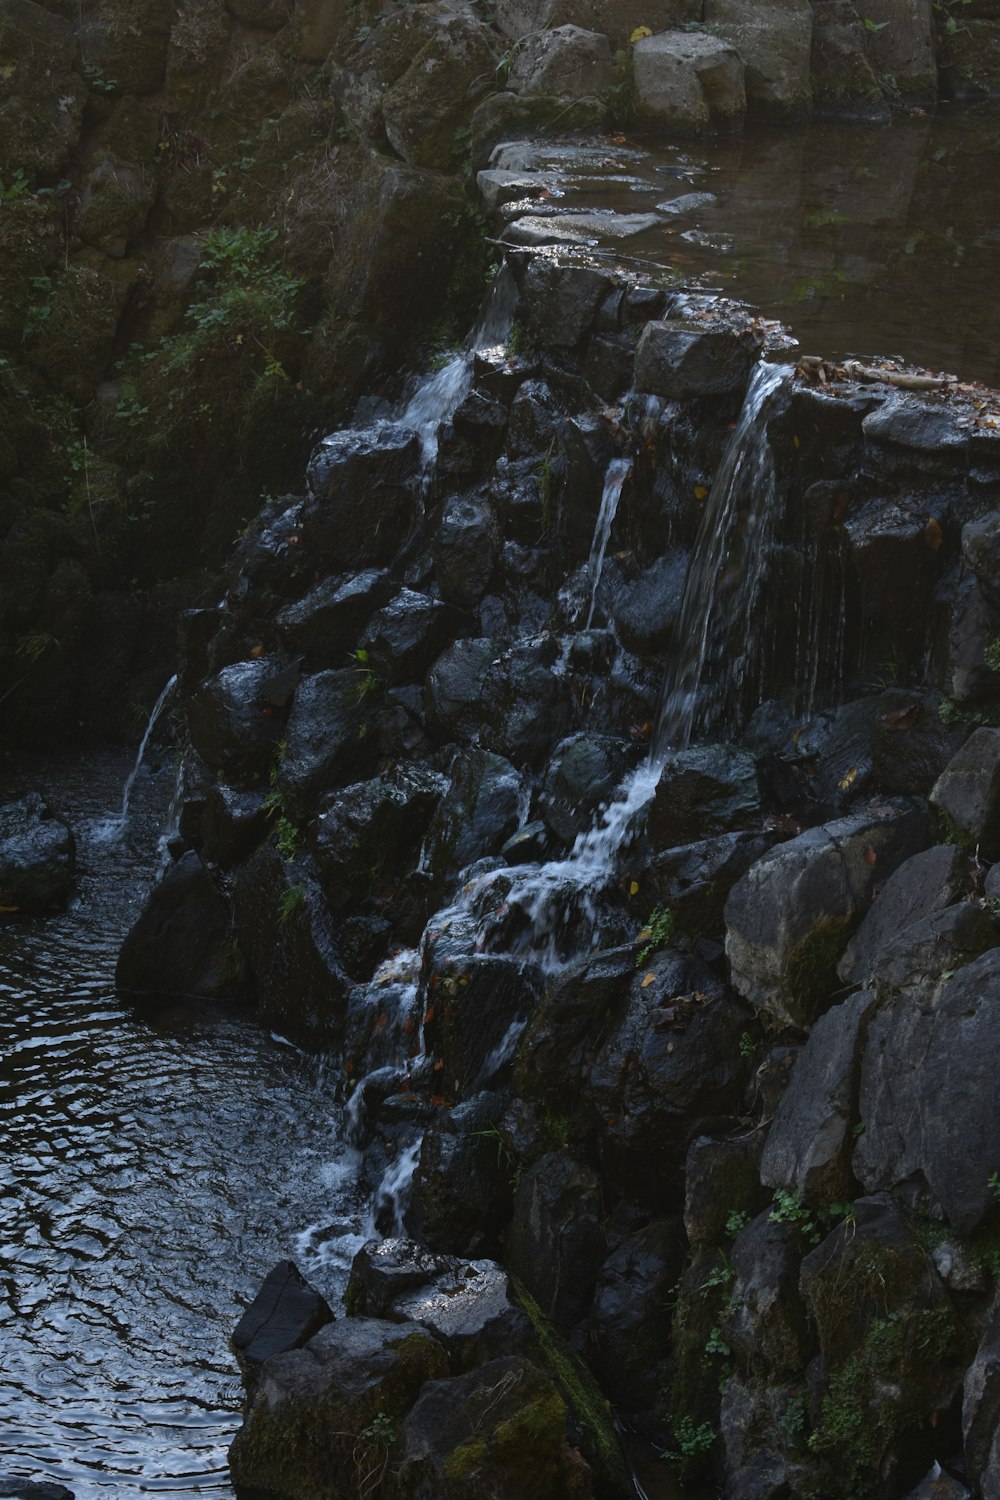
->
[304, 424, 419, 570]
[479, 636, 576, 768]
[586, 950, 747, 1205]
[508, 25, 615, 98]
[861, 0, 937, 97]
[944, 575, 1000, 704]
[394, 1355, 593, 1499]
[703, 0, 813, 118]
[232, 1261, 334, 1400]
[963, 1293, 1000, 1500]
[359, 590, 461, 687]
[277, 669, 367, 815]
[647, 830, 783, 936]
[518, 259, 614, 354]
[962, 512, 1000, 612]
[514, 944, 633, 1110]
[759, 987, 877, 1204]
[844, 497, 944, 666]
[808, 0, 889, 117]
[725, 1211, 811, 1374]
[587, 1219, 686, 1408]
[0, 1, 84, 176]
[228, 1318, 449, 1500]
[604, 551, 688, 652]
[724, 801, 929, 1030]
[275, 570, 395, 668]
[0, 1482, 75, 1500]
[408, 1093, 515, 1255]
[0, 794, 74, 914]
[539, 734, 634, 845]
[870, 688, 970, 795]
[506, 1152, 607, 1324]
[930, 727, 1000, 856]
[187, 657, 299, 779]
[433, 496, 501, 609]
[200, 783, 271, 871]
[312, 764, 446, 909]
[854, 941, 1000, 1232]
[632, 30, 747, 132]
[495, 0, 701, 46]
[425, 639, 499, 742]
[837, 843, 974, 986]
[634, 319, 757, 400]
[683, 1132, 769, 1246]
[423, 951, 541, 1097]
[648, 743, 760, 849]
[115, 851, 245, 1001]
[422, 749, 524, 878]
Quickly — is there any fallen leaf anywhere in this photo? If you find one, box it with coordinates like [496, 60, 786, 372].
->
[641, 972, 656, 988]
[880, 703, 920, 730]
[864, 847, 878, 866]
[925, 516, 943, 551]
[630, 24, 653, 41]
[838, 766, 858, 790]
[694, 483, 709, 501]
[629, 880, 640, 897]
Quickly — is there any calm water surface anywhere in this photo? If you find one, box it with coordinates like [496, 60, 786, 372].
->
[0, 752, 365, 1497]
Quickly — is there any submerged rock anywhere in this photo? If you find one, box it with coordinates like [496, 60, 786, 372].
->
[116, 850, 245, 1001]
[0, 794, 74, 915]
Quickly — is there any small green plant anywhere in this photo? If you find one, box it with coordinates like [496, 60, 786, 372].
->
[985, 638, 1000, 674]
[863, 16, 889, 30]
[82, 60, 117, 93]
[279, 883, 305, 926]
[769, 1191, 854, 1246]
[724, 1209, 750, 1240]
[1, 168, 30, 201]
[699, 1257, 734, 1296]
[636, 906, 675, 967]
[359, 1411, 395, 1446]
[780, 1394, 807, 1437]
[662, 1415, 715, 1463]
[989, 1171, 1000, 1201]
[350, 648, 380, 701]
[23, 275, 53, 339]
[738, 1030, 756, 1059]
[704, 1325, 731, 1358]
[274, 816, 300, 860]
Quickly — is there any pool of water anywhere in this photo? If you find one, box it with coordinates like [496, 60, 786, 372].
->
[0, 752, 367, 1498]
[497, 106, 1000, 387]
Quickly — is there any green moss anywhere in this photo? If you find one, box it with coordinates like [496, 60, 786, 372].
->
[510, 1278, 629, 1496]
[442, 1436, 489, 1481]
[786, 920, 849, 1018]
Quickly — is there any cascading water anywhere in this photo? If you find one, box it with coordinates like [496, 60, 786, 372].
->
[117, 674, 177, 828]
[584, 456, 632, 629]
[400, 263, 519, 470]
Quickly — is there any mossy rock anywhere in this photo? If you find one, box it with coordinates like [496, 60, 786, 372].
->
[89, 94, 161, 171]
[0, 194, 60, 352]
[78, 0, 175, 95]
[938, 16, 1000, 96]
[77, 158, 155, 256]
[164, 0, 231, 112]
[0, 2, 84, 174]
[27, 252, 137, 402]
[225, 0, 291, 30]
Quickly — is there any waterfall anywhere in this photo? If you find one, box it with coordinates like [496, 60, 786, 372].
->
[652, 362, 791, 757]
[120, 674, 177, 825]
[584, 456, 632, 628]
[401, 262, 519, 469]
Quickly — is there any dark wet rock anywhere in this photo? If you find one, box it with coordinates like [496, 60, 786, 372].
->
[854, 941, 1000, 1232]
[408, 1093, 515, 1255]
[799, 1195, 961, 1493]
[746, 1044, 800, 1119]
[760, 987, 877, 1204]
[116, 851, 245, 1001]
[719, 1375, 811, 1500]
[312, 764, 447, 910]
[446, 390, 509, 472]
[837, 843, 975, 986]
[395, 1354, 593, 1499]
[647, 829, 783, 935]
[0, 794, 74, 914]
[586, 950, 747, 1206]
[635, 318, 757, 399]
[931, 726, 1000, 857]
[963, 513, 1000, 612]
[233, 1261, 334, 1401]
[359, 589, 462, 687]
[603, 551, 687, 652]
[424, 952, 541, 1097]
[508, 24, 615, 97]
[704, 0, 813, 119]
[862, 397, 970, 472]
[809, 0, 890, 116]
[557, 413, 616, 560]
[869, 899, 995, 1007]
[963, 1293, 1000, 1500]
[587, 1218, 686, 1409]
[232, 845, 348, 1048]
[479, 636, 576, 768]
[790, 695, 879, 810]
[187, 657, 299, 779]
[632, 29, 747, 130]
[496, 0, 700, 44]
[844, 497, 944, 663]
[726, 1211, 811, 1374]
[349, 1241, 533, 1370]
[514, 944, 634, 1112]
[501, 820, 551, 863]
[871, 688, 970, 795]
[0, 1482, 76, 1500]
[228, 1318, 448, 1499]
[724, 800, 929, 1030]
[304, 424, 419, 569]
[425, 638, 499, 742]
[423, 749, 523, 879]
[199, 783, 271, 871]
[944, 574, 1000, 704]
[518, 259, 614, 353]
[507, 378, 571, 458]
[277, 669, 367, 816]
[684, 1132, 769, 1246]
[648, 743, 760, 850]
[539, 734, 633, 845]
[433, 495, 501, 608]
[276, 570, 395, 668]
[506, 1151, 607, 1324]
[224, 499, 308, 602]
